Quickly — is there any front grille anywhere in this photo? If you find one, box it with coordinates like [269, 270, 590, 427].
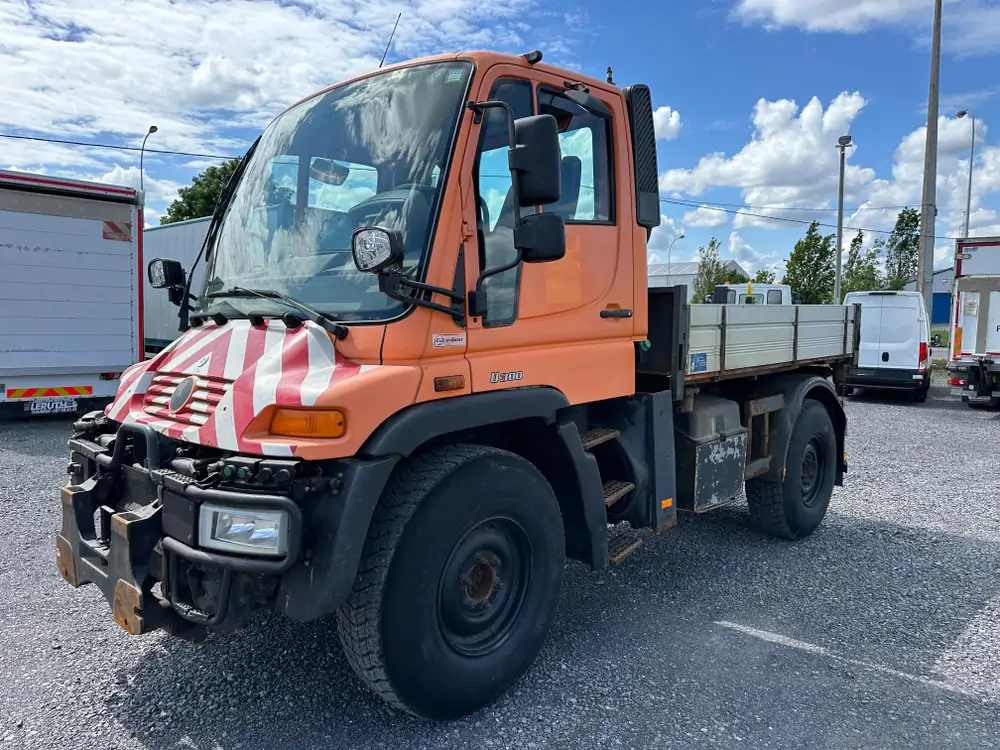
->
[142, 373, 232, 426]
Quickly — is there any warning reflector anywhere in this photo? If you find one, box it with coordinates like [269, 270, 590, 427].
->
[102, 221, 132, 242]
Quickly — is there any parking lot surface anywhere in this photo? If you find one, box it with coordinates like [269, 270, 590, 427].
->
[1, 385, 998, 749]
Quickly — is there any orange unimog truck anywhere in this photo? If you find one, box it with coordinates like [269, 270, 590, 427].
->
[56, 49, 858, 719]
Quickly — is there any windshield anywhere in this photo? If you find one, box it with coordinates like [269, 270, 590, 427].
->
[198, 61, 473, 321]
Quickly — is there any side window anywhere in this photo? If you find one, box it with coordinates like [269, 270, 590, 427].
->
[767, 289, 783, 305]
[537, 88, 614, 223]
[475, 78, 534, 327]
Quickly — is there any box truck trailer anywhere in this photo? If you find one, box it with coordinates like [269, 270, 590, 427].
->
[142, 217, 210, 357]
[0, 169, 142, 420]
[947, 236, 1000, 408]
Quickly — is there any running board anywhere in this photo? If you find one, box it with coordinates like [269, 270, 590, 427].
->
[581, 427, 621, 451]
[607, 526, 643, 566]
[602, 480, 634, 508]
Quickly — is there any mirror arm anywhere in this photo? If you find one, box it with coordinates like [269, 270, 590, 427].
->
[466, 100, 523, 229]
[378, 271, 466, 326]
[467, 249, 523, 318]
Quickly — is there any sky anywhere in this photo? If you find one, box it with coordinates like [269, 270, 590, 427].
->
[2, 0, 999, 277]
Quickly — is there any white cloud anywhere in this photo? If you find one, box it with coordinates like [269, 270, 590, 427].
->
[653, 106, 682, 141]
[683, 205, 729, 227]
[659, 88, 1000, 253]
[648, 215, 685, 262]
[660, 92, 874, 228]
[728, 231, 784, 273]
[732, 0, 928, 33]
[732, 0, 1000, 57]
[0, 0, 572, 205]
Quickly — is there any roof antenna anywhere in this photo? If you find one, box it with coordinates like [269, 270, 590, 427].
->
[379, 12, 402, 68]
[606, 66, 614, 84]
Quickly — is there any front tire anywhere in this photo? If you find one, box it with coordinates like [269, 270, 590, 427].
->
[337, 444, 566, 719]
[745, 400, 837, 540]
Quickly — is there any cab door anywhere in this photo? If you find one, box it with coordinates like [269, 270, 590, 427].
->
[461, 66, 636, 406]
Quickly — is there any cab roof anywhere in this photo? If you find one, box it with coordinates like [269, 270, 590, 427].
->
[285, 50, 620, 115]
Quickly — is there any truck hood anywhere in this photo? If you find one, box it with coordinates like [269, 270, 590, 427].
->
[106, 319, 375, 456]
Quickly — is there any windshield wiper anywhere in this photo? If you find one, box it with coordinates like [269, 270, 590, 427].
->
[208, 286, 348, 340]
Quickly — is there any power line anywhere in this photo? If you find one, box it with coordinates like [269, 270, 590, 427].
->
[660, 197, 958, 241]
[676, 197, 916, 213]
[0, 131, 965, 242]
[0, 132, 237, 160]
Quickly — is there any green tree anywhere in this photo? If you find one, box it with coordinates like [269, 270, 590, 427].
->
[782, 220, 836, 304]
[841, 231, 884, 300]
[722, 267, 749, 284]
[753, 268, 776, 284]
[161, 158, 242, 225]
[691, 237, 728, 302]
[883, 207, 920, 290]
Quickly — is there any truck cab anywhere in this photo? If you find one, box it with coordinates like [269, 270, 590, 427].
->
[710, 282, 795, 305]
[56, 50, 852, 721]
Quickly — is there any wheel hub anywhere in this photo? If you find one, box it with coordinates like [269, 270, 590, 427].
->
[437, 518, 531, 657]
[800, 439, 824, 507]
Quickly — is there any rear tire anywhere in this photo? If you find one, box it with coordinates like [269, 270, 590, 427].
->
[745, 400, 837, 540]
[967, 397, 1000, 410]
[912, 380, 929, 403]
[337, 444, 566, 719]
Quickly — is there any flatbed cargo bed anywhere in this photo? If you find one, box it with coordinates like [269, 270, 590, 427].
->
[639, 287, 858, 388]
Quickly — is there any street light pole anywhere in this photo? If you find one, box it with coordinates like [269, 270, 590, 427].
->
[668, 234, 685, 284]
[140, 125, 158, 195]
[917, 0, 943, 317]
[834, 135, 851, 303]
[957, 109, 976, 238]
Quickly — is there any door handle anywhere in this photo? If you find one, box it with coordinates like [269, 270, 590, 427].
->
[601, 308, 633, 319]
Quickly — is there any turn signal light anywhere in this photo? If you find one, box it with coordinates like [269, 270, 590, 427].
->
[271, 408, 346, 438]
[434, 375, 466, 392]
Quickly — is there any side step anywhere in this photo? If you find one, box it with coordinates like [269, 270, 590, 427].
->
[607, 526, 643, 566]
[602, 480, 634, 507]
[581, 427, 620, 451]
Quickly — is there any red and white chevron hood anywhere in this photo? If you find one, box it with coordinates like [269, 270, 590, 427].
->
[105, 319, 374, 456]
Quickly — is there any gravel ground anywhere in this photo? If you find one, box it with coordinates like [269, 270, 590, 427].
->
[2, 383, 999, 750]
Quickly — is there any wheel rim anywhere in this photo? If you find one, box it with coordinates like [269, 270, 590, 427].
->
[799, 438, 826, 507]
[437, 517, 532, 657]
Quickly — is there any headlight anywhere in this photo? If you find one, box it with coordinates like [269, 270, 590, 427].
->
[198, 503, 289, 557]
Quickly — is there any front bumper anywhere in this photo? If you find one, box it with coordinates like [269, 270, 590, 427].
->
[56, 421, 395, 639]
[845, 367, 928, 392]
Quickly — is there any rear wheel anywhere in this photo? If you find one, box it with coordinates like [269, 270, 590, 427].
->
[337, 444, 566, 719]
[912, 379, 929, 403]
[745, 400, 837, 540]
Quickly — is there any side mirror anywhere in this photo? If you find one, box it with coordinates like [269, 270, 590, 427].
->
[511, 114, 562, 207]
[148, 258, 185, 289]
[352, 226, 403, 273]
[515, 213, 566, 263]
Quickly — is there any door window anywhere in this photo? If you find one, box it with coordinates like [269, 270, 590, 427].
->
[474, 78, 534, 326]
[767, 290, 783, 304]
[537, 88, 614, 224]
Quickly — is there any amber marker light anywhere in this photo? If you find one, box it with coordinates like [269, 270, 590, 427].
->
[434, 375, 466, 392]
[271, 408, 347, 438]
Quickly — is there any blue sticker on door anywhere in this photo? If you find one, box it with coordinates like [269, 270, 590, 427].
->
[689, 352, 708, 373]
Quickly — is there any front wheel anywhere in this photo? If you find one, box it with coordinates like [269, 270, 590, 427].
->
[337, 444, 566, 719]
[745, 400, 837, 540]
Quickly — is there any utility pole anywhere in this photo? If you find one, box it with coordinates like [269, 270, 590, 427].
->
[834, 135, 851, 303]
[917, 0, 943, 316]
[957, 109, 975, 238]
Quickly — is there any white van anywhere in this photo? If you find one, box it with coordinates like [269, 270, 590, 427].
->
[843, 291, 931, 402]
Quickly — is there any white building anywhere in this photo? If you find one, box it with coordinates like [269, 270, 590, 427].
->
[648, 260, 750, 300]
